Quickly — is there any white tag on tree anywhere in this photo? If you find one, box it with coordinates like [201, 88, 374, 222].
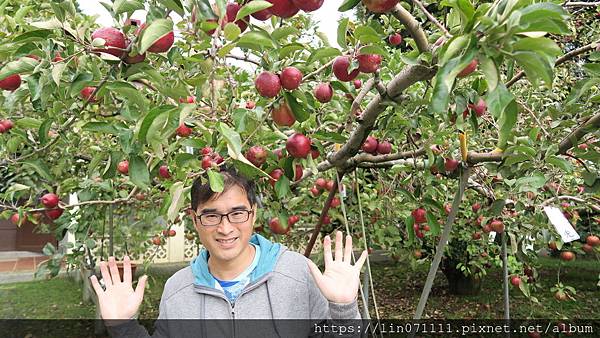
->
[543, 206, 580, 243]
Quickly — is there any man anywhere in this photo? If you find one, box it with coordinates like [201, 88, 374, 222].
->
[90, 167, 367, 337]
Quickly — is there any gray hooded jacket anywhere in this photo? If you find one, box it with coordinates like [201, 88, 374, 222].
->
[107, 234, 362, 337]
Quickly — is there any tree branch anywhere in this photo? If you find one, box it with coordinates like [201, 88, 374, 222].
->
[557, 111, 600, 155]
[411, 0, 451, 37]
[391, 4, 430, 54]
[542, 195, 600, 212]
[226, 54, 261, 66]
[507, 40, 599, 88]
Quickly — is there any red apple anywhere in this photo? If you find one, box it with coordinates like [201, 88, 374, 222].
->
[470, 98, 486, 117]
[288, 215, 300, 225]
[135, 193, 146, 201]
[158, 165, 171, 179]
[325, 180, 335, 192]
[0, 74, 21, 91]
[255, 71, 281, 98]
[41, 193, 60, 209]
[271, 102, 295, 126]
[357, 54, 382, 73]
[322, 215, 331, 224]
[586, 235, 599, 246]
[444, 158, 459, 172]
[314, 83, 333, 103]
[361, 136, 378, 154]
[376, 140, 392, 154]
[91, 27, 127, 57]
[489, 219, 504, 233]
[388, 33, 402, 46]
[269, 168, 284, 187]
[201, 155, 213, 169]
[201, 146, 213, 155]
[52, 52, 64, 62]
[316, 178, 327, 189]
[45, 208, 64, 220]
[291, 0, 323, 11]
[411, 208, 427, 224]
[267, 0, 299, 18]
[124, 51, 146, 64]
[332, 56, 359, 82]
[472, 232, 481, 240]
[310, 186, 321, 196]
[245, 146, 268, 167]
[583, 244, 594, 253]
[11, 213, 23, 225]
[225, 2, 249, 32]
[577, 143, 588, 150]
[472, 203, 481, 213]
[245, 100, 256, 109]
[457, 59, 478, 78]
[331, 197, 341, 208]
[273, 148, 284, 159]
[310, 148, 320, 159]
[362, 0, 398, 13]
[251, 7, 272, 20]
[548, 241, 558, 250]
[269, 217, 289, 234]
[152, 236, 162, 245]
[294, 164, 303, 181]
[444, 204, 452, 215]
[353, 79, 362, 89]
[510, 276, 521, 287]
[176, 123, 193, 137]
[286, 133, 311, 158]
[280, 66, 302, 90]
[146, 28, 174, 53]
[560, 251, 575, 261]
[117, 160, 129, 174]
[168, 229, 176, 237]
[80, 86, 98, 103]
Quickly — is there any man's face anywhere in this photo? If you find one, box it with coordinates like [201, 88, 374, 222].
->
[193, 185, 256, 265]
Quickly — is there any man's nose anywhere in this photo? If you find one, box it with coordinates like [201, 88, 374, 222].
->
[216, 215, 235, 234]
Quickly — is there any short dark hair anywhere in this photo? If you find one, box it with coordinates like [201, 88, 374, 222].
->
[190, 166, 258, 212]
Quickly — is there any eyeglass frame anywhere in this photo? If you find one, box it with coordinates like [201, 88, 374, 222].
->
[190, 208, 255, 227]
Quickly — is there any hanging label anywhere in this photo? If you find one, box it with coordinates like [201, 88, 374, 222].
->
[543, 206, 580, 243]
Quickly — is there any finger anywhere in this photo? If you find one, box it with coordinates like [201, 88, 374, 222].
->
[123, 255, 132, 285]
[90, 275, 104, 295]
[334, 231, 343, 262]
[108, 256, 121, 285]
[323, 235, 333, 268]
[343, 235, 352, 263]
[99, 261, 113, 288]
[134, 275, 148, 300]
[354, 250, 368, 271]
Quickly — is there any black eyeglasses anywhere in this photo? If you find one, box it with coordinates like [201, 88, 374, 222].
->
[193, 209, 254, 226]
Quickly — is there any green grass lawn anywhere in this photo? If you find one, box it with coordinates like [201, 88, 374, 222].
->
[1, 257, 598, 320]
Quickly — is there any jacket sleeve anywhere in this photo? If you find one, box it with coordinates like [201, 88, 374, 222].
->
[106, 287, 170, 338]
[305, 257, 364, 338]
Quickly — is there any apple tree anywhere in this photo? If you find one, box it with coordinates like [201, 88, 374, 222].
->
[0, 0, 599, 317]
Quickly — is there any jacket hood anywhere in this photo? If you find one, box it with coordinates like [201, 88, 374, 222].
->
[190, 233, 283, 287]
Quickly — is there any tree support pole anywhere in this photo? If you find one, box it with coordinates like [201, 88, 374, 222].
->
[502, 232, 510, 320]
[413, 166, 472, 320]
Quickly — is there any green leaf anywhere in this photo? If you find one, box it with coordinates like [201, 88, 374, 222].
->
[479, 55, 498, 91]
[284, 91, 310, 123]
[308, 47, 341, 64]
[129, 155, 150, 189]
[359, 45, 388, 56]
[430, 44, 477, 113]
[516, 173, 547, 193]
[159, 0, 185, 16]
[23, 159, 54, 181]
[15, 117, 42, 129]
[0, 57, 38, 79]
[38, 118, 52, 146]
[207, 169, 225, 192]
[68, 72, 93, 97]
[167, 181, 187, 223]
[486, 84, 517, 150]
[513, 37, 561, 57]
[223, 22, 241, 41]
[138, 105, 175, 144]
[337, 17, 348, 48]
[218, 122, 242, 155]
[582, 63, 600, 77]
[426, 211, 440, 236]
[489, 200, 506, 216]
[311, 131, 347, 143]
[513, 51, 554, 87]
[272, 26, 299, 41]
[405, 215, 415, 244]
[546, 156, 573, 173]
[338, 0, 360, 11]
[138, 19, 174, 54]
[514, 3, 570, 35]
[105, 81, 148, 109]
[566, 78, 600, 106]
[354, 26, 380, 44]
[236, 1, 272, 21]
[275, 175, 291, 199]
[51, 63, 66, 86]
[113, 0, 144, 15]
[439, 35, 470, 66]
[279, 43, 304, 59]
[83, 121, 129, 135]
[237, 31, 274, 50]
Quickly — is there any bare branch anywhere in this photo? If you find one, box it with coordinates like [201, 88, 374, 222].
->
[348, 147, 426, 166]
[302, 59, 335, 82]
[226, 54, 261, 66]
[563, 2, 600, 7]
[542, 195, 600, 212]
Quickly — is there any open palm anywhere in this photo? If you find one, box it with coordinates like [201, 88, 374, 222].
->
[308, 231, 368, 304]
[90, 255, 147, 321]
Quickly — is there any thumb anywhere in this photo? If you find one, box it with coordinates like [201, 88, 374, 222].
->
[134, 275, 148, 299]
[306, 260, 323, 285]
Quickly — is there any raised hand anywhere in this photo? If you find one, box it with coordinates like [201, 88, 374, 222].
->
[307, 231, 368, 304]
[90, 255, 147, 321]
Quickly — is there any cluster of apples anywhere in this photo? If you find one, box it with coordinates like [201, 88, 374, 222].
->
[361, 136, 392, 155]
